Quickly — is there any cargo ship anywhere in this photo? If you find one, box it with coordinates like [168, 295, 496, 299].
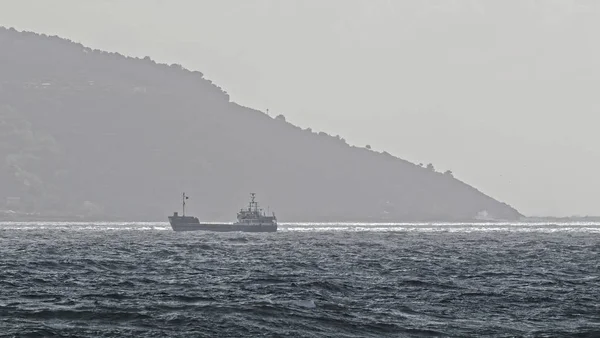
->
[168, 193, 277, 232]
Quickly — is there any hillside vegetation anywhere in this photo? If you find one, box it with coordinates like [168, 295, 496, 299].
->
[0, 27, 522, 221]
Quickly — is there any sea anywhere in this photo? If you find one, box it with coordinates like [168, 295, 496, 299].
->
[0, 222, 599, 337]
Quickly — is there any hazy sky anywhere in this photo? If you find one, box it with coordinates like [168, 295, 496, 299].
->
[2, 0, 599, 217]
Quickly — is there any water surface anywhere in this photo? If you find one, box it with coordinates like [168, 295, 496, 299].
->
[1, 222, 598, 337]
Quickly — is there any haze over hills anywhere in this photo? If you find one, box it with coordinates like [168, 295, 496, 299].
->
[0, 27, 523, 222]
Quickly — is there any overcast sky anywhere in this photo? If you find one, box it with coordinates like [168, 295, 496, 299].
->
[1, 0, 599, 217]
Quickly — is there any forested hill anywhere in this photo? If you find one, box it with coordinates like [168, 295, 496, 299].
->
[0, 27, 522, 221]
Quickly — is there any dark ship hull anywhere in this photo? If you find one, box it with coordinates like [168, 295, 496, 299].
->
[169, 216, 277, 232]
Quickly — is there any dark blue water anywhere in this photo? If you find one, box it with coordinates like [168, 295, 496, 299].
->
[1, 222, 599, 337]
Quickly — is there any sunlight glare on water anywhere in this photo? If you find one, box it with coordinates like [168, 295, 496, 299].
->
[2, 221, 600, 233]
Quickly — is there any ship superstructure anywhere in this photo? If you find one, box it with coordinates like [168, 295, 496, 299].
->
[235, 193, 277, 226]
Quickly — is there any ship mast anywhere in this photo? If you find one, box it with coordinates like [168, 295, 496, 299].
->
[182, 192, 189, 216]
[249, 193, 257, 213]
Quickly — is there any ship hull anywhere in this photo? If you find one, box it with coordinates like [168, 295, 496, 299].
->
[169, 219, 277, 232]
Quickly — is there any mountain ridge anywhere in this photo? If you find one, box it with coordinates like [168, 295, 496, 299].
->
[0, 26, 522, 222]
